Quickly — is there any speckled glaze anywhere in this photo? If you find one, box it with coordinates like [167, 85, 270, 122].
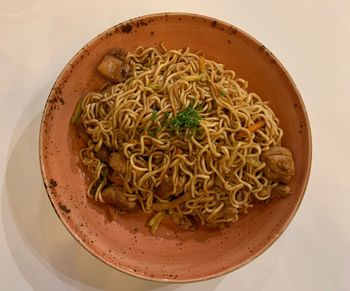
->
[39, 13, 312, 282]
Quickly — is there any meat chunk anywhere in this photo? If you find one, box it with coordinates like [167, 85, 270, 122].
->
[271, 184, 292, 198]
[170, 212, 195, 231]
[155, 176, 186, 200]
[101, 185, 138, 213]
[216, 203, 236, 219]
[261, 146, 295, 183]
[155, 180, 172, 199]
[108, 152, 127, 174]
[206, 204, 237, 229]
[95, 145, 110, 163]
[97, 49, 131, 83]
[107, 172, 124, 186]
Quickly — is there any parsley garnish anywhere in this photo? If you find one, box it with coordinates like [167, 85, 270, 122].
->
[151, 110, 158, 121]
[168, 106, 201, 136]
[195, 102, 204, 111]
[149, 127, 160, 137]
[161, 111, 170, 127]
[163, 111, 170, 119]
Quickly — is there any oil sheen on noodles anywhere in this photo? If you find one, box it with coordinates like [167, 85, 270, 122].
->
[78, 45, 285, 232]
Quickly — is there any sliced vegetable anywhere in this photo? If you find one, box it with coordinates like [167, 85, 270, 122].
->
[148, 211, 165, 234]
[199, 57, 206, 72]
[101, 166, 109, 178]
[70, 98, 83, 124]
[146, 83, 162, 90]
[151, 110, 158, 121]
[195, 102, 204, 111]
[236, 120, 265, 140]
[75, 118, 89, 143]
[183, 74, 203, 82]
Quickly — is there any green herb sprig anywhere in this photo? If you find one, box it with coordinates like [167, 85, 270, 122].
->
[151, 110, 158, 121]
[168, 106, 201, 136]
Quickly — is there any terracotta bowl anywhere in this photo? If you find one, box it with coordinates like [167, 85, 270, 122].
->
[39, 13, 311, 282]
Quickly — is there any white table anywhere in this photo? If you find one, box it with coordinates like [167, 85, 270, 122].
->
[1, 1, 349, 290]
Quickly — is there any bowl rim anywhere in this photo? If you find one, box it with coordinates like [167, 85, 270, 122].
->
[39, 12, 312, 283]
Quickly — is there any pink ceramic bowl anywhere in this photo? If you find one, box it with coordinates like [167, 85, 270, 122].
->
[39, 13, 311, 282]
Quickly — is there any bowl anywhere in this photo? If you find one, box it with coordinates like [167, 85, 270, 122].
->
[39, 12, 311, 282]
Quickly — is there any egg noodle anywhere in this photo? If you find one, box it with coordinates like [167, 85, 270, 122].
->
[78, 44, 283, 231]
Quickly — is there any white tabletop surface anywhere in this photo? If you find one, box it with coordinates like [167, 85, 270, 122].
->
[1, 1, 349, 290]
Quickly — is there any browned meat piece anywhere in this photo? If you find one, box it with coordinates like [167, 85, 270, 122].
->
[108, 152, 127, 174]
[155, 176, 186, 200]
[223, 206, 237, 220]
[171, 212, 195, 230]
[101, 185, 138, 213]
[261, 147, 295, 183]
[120, 63, 131, 79]
[205, 207, 232, 229]
[95, 145, 109, 163]
[107, 172, 124, 186]
[155, 176, 172, 199]
[97, 49, 131, 83]
[205, 204, 237, 229]
[271, 184, 292, 198]
[110, 48, 127, 61]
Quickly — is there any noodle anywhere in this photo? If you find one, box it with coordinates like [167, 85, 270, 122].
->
[76, 45, 293, 232]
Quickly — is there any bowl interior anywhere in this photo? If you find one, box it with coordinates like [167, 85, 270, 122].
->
[40, 13, 311, 282]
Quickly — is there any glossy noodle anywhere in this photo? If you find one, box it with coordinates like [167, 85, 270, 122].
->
[74, 45, 295, 233]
